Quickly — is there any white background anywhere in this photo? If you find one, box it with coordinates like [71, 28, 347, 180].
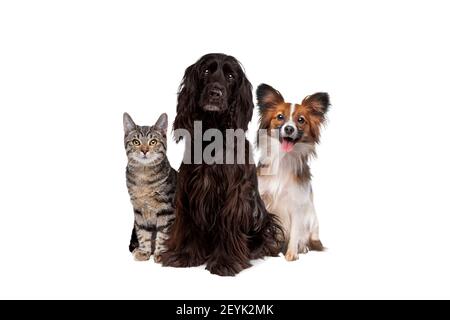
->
[1, 0, 449, 300]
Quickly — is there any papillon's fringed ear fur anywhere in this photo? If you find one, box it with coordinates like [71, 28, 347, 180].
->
[302, 92, 330, 119]
[256, 83, 284, 110]
[256, 84, 285, 130]
[173, 64, 198, 140]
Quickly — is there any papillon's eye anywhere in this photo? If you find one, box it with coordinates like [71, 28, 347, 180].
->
[227, 73, 234, 80]
[204, 69, 210, 76]
[298, 116, 306, 124]
[276, 114, 285, 121]
[149, 139, 157, 146]
[132, 139, 141, 146]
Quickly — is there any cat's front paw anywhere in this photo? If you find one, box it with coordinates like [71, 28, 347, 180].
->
[133, 249, 151, 261]
[154, 252, 163, 263]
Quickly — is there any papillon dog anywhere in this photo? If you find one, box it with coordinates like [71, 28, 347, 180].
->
[256, 84, 330, 261]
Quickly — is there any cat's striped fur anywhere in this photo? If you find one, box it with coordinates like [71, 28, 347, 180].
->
[123, 112, 176, 262]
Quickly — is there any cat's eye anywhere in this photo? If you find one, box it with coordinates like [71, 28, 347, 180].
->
[132, 139, 141, 146]
[298, 116, 306, 124]
[149, 139, 157, 146]
[276, 114, 285, 121]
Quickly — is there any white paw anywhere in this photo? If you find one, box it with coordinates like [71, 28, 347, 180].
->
[285, 250, 299, 261]
[298, 243, 310, 254]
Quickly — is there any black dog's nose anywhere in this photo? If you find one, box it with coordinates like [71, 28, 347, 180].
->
[284, 125, 295, 135]
[209, 88, 223, 98]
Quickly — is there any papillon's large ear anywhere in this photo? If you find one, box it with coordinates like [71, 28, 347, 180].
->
[123, 112, 136, 136]
[233, 73, 254, 130]
[256, 84, 284, 111]
[173, 63, 198, 141]
[154, 113, 168, 135]
[302, 92, 330, 118]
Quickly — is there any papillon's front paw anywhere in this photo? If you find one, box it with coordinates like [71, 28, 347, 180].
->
[298, 243, 310, 254]
[285, 250, 299, 261]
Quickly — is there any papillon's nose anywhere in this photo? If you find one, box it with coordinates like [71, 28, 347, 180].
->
[284, 125, 295, 135]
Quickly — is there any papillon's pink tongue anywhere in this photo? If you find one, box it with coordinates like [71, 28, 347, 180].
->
[281, 139, 295, 153]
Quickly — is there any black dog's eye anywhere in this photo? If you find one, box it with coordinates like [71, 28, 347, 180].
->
[298, 116, 305, 124]
[227, 73, 234, 81]
[276, 114, 285, 121]
[204, 69, 210, 76]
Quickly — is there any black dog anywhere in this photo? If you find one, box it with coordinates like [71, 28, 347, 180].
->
[161, 53, 283, 276]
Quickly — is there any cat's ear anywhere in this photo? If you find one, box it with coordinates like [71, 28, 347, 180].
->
[154, 113, 168, 134]
[123, 112, 136, 135]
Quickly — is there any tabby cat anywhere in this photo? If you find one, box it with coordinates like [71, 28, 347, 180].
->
[123, 112, 177, 262]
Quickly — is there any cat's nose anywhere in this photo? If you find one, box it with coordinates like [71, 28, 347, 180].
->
[141, 149, 148, 155]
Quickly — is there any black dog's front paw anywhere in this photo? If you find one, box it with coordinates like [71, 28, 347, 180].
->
[161, 251, 205, 268]
[206, 258, 251, 277]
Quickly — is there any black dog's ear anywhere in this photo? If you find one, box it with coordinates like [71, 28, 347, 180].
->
[256, 84, 284, 110]
[173, 64, 198, 141]
[233, 74, 254, 131]
[302, 92, 330, 117]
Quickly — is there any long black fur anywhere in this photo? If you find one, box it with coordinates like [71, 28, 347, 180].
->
[161, 54, 283, 276]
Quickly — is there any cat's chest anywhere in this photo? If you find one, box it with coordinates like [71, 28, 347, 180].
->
[127, 170, 161, 198]
[129, 184, 154, 200]
[129, 186, 168, 215]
